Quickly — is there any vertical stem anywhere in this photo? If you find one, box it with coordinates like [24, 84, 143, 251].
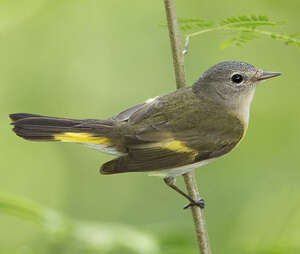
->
[163, 0, 186, 89]
[163, 0, 211, 253]
[183, 173, 211, 254]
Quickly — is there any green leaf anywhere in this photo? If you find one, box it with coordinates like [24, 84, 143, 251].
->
[178, 18, 214, 31]
[220, 15, 278, 29]
[219, 39, 238, 49]
[178, 14, 300, 53]
[219, 31, 258, 49]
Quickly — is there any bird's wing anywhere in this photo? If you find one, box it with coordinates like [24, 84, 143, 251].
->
[100, 88, 245, 174]
[100, 122, 242, 174]
[110, 102, 147, 121]
[110, 96, 160, 122]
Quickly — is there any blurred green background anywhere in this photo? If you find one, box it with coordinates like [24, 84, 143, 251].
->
[1, 0, 300, 253]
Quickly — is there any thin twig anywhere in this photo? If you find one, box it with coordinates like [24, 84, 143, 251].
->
[163, 0, 211, 253]
[183, 173, 211, 254]
[163, 0, 185, 89]
[183, 26, 300, 53]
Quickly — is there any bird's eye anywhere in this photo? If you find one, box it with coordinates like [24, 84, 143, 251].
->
[231, 74, 243, 84]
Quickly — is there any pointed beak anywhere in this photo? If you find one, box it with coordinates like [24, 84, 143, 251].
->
[258, 71, 282, 81]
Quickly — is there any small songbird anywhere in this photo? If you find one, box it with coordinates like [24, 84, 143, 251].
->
[10, 61, 281, 208]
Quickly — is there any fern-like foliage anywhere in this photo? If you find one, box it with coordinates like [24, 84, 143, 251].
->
[219, 31, 258, 49]
[178, 18, 214, 31]
[178, 15, 300, 53]
[220, 15, 279, 28]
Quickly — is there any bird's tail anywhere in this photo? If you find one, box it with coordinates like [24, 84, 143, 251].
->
[9, 113, 117, 146]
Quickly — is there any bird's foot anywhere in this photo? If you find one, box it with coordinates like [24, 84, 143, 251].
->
[184, 198, 205, 210]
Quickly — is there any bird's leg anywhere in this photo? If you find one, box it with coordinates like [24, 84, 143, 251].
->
[163, 176, 205, 209]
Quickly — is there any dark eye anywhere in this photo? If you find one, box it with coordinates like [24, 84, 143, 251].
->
[231, 74, 243, 84]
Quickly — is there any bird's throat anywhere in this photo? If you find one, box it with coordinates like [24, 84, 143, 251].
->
[230, 88, 256, 127]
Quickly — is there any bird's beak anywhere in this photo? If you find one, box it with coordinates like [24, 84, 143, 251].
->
[258, 71, 282, 81]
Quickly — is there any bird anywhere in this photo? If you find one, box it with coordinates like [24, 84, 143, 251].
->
[9, 61, 281, 209]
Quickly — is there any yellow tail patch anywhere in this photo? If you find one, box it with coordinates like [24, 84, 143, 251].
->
[54, 132, 112, 145]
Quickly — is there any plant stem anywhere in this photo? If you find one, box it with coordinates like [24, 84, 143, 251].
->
[184, 27, 300, 53]
[163, 0, 211, 253]
[183, 173, 211, 254]
[163, 0, 186, 89]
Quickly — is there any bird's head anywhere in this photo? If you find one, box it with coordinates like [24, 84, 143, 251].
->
[193, 61, 281, 123]
[194, 61, 281, 101]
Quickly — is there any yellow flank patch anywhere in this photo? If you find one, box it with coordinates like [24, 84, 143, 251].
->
[54, 132, 112, 145]
[161, 140, 197, 155]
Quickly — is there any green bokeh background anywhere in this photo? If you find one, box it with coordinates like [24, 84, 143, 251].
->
[1, 0, 299, 253]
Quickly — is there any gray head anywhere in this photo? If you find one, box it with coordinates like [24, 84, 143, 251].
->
[195, 61, 280, 94]
[193, 61, 281, 123]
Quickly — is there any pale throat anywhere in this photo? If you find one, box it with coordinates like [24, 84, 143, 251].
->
[231, 88, 256, 127]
